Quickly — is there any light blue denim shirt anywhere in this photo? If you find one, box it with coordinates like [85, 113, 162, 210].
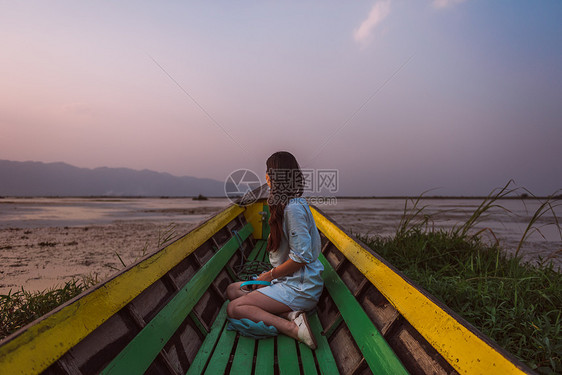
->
[264, 197, 324, 310]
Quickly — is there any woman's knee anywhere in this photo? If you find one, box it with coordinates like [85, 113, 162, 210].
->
[226, 298, 243, 318]
[226, 283, 237, 300]
[226, 300, 235, 318]
[226, 281, 244, 300]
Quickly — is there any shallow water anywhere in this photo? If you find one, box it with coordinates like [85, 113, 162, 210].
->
[0, 197, 560, 268]
[318, 198, 561, 269]
[0, 197, 229, 228]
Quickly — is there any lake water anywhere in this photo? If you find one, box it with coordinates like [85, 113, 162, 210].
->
[318, 198, 561, 269]
[0, 197, 229, 228]
[0, 197, 560, 268]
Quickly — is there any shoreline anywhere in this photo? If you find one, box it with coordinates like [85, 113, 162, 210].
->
[1, 195, 560, 200]
[1, 197, 560, 294]
[0, 221, 197, 295]
[1, 220, 559, 296]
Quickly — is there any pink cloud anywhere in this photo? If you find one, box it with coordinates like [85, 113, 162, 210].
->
[354, 1, 391, 46]
[432, 0, 468, 9]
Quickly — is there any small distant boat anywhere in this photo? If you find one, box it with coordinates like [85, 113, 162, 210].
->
[192, 194, 208, 201]
[0, 185, 534, 374]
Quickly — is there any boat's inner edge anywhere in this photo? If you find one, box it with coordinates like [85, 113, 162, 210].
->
[1, 199, 532, 375]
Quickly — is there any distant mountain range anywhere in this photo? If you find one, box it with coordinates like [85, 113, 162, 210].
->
[0, 160, 226, 197]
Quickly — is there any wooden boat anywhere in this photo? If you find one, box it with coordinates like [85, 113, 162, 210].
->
[0, 186, 534, 374]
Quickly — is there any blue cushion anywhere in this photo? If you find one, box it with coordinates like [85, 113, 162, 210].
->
[226, 318, 278, 339]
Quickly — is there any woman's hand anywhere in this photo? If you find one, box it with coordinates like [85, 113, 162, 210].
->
[250, 259, 307, 290]
[251, 268, 275, 290]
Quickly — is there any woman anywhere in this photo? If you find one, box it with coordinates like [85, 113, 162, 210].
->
[226, 151, 323, 349]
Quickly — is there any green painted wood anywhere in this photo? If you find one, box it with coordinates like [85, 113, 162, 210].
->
[253, 239, 270, 264]
[254, 338, 274, 375]
[260, 247, 271, 264]
[308, 314, 339, 375]
[230, 335, 256, 375]
[319, 254, 409, 375]
[189, 311, 208, 338]
[322, 314, 343, 340]
[225, 265, 239, 281]
[203, 326, 236, 375]
[185, 302, 228, 375]
[298, 342, 318, 375]
[100, 222, 254, 375]
[247, 240, 266, 261]
[277, 335, 300, 375]
[256, 242, 265, 262]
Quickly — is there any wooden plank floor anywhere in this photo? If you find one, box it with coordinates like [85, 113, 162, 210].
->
[188, 238, 407, 374]
[187, 240, 340, 374]
[188, 305, 339, 375]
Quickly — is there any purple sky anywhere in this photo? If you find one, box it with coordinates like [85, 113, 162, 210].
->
[1, 1, 561, 196]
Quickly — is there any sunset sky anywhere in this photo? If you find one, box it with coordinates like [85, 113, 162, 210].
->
[1, 1, 561, 196]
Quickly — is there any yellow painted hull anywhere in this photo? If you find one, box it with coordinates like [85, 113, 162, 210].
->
[0, 189, 533, 374]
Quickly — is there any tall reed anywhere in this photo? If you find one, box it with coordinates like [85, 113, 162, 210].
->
[0, 223, 178, 340]
[360, 184, 562, 374]
[0, 277, 96, 340]
[515, 189, 561, 259]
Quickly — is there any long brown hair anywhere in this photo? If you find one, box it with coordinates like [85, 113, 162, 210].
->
[266, 151, 304, 252]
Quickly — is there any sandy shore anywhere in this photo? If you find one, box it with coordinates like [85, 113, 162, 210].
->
[0, 221, 200, 295]
[1, 198, 560, 294]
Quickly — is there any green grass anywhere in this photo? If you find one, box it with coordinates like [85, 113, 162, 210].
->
[1, 191, 560, 373]
[0, 277, 96, 340]
[358, 231, 561, 373]
[357, 183, 562, 374]
[0, 224, 178, 341]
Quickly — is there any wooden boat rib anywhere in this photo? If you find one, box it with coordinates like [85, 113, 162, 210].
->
[0, 187, 534, 374]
